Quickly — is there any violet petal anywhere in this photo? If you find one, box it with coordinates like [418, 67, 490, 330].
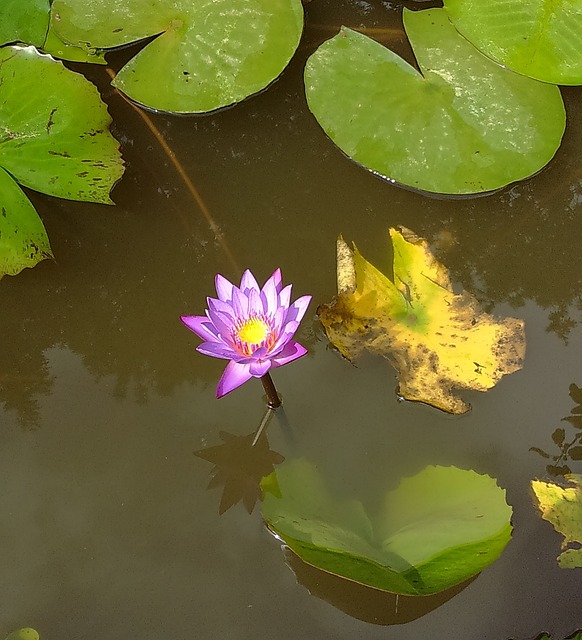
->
[240, 269, 260, 294]
[207, 297, 236, 319]
[216, 361, 253, 397]
[271, 341, 308, 368]
[207, 308, 236, 337]
[270, 268, 283, 293]
[249, 360, 271, 377]
[197, 342, 237, 360]
[247, 287, 263, 316]
[231, 286, 249, 318]
[261, 276, 278, 316]
[285, 295, 312, 324]
[180, 315, 219, 341]
[271, 320, 299, 353]
[278, 284, 292, 309]
[215, 274, 234, 302]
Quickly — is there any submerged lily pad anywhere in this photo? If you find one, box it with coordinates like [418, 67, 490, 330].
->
[531, 474, 582, 569]
[4, 631, 40, 640]
[443, 0, 582, 85]
[0, 45, 123, 277]
[318, 228, 526, 414]
[304, 8, 565, 195]
[262, 460, 512, 595]
[52, 0, 304, 113]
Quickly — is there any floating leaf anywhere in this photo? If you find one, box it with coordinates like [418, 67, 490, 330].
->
[0, 0, 49, 47]
[0, 0, 105, 63]
[52, 0, 304, 113]
[4, 630, 40, 640]
[443, 0, 582, 85]
[0, 45, 123, 278]
[532, 475, 582, 568]
[318, 228, 526, 413]
[43, 16, 107, 64]
[262, 460, 512, 595]
[304, 9, 565, 195]
[0, 167, 53, 276]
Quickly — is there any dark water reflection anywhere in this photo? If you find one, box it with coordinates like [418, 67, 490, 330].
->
[1, 0, 582, 637]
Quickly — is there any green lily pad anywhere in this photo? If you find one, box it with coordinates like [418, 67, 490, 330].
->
[43, 16, 107, 64]
[304, 8, 565, 195]
[4, 630, 40, 640]
[0, 0, 105, 63]
[0, 45, 123, 278]
[443, 0, 582, 85]
[0, 0, 49, 47]
[262, 460, 513, 595]
[52, 0, 304, 113]
[0, 167, 52, 276]
[531, 474, 582, 569]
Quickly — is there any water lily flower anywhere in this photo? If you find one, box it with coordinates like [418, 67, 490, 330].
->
[181, 269, 311, 399]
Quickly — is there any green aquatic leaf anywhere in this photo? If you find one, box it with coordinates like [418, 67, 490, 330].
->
[0, 46, 123, 202]
[43, 17, 107, 64]
[0, 45, 123, 277]
[262, 460, 513, 595]
[531, 474, 582, 569]
[0, 0, 105, 63]
[304, 8, 565, 195]
[0, 167, 53, 276]
[444, 0, 582, 85]
[4, 630, 40, 640]
[318, 228, 526, 414]
[0, 0, 49, 47]
[52, 0, 304, 113]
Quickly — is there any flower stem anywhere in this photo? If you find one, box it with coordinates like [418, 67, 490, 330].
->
[261, 373, 281, 408]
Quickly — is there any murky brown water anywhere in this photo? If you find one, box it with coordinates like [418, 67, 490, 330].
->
[1, 1, 581, 638]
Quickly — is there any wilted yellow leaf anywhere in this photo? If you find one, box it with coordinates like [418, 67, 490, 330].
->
[318, 227, 526, 413]
[531, 475, 582, 569]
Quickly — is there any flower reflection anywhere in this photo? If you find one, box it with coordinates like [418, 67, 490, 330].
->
[195, 429, 284, 515]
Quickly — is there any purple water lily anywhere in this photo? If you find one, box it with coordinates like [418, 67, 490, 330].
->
[181, 269, 311, 399]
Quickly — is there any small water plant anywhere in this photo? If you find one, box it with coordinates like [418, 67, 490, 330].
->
[181, 268, 311, 405]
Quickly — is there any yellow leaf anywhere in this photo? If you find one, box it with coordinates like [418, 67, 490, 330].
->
[531, 475, 582, 569]
[318, 227, 526, 414]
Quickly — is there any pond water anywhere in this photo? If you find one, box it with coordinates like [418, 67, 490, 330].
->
[1, 0, 582, 638]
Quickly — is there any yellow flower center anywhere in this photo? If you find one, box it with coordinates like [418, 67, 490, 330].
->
[237, 317, 269, 346]
[233, 316, 276, 356]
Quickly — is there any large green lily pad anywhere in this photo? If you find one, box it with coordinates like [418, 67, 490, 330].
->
[318, 228, 526, 414]
[304, 8, 565, 195]
[52, 0, 304, 113]
[0, 45, 123, 278]
[444, 0, 582, 85]
[531, 474, 582, 568]
[262, 460, 513, 595]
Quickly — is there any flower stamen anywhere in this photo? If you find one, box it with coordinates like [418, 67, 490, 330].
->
[233, 316, 276, 356]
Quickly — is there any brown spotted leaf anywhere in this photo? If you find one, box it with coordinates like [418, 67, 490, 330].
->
[318, 228, 526, 414]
